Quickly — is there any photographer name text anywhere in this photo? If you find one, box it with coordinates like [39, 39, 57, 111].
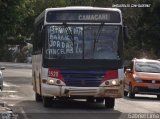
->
[112, 4, 151, 8]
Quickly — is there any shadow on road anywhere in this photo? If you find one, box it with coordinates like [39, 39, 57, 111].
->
[123, 95, 159, 102]
[4, 77, 32, 85]
[11, 100, 122, 119]
[13, 99, 120, 111]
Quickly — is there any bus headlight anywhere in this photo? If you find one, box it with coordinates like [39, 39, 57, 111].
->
[111, 80, 117, 85]
[104, 79, 118, 86]
[47, 77, 57, 85]
[47, 78, 62, 85]
[48, 79, 55, 85]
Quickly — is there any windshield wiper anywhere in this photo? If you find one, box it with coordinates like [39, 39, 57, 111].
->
[63, 23, 75, 51]
[93, 23, 104, 54]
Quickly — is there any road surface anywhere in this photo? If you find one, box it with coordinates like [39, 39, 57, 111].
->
[0, 63, 160, 119]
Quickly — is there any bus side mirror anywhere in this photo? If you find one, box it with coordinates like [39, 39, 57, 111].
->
[123, 26, 129, 42]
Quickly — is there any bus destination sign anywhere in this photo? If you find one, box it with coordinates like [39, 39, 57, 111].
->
[46, 10, 121, 23]
[78, 14, 110, 21]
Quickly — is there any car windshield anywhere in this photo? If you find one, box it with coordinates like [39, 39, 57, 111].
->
[135, 62, 160, 73]
[45, 25, 120, 59]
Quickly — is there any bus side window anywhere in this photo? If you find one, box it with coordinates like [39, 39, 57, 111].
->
[33, 21, 44, 54]
[33, 28, 38, 53]
[38, 30, 43, 49]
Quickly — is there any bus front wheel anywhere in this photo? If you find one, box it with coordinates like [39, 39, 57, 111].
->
[105, 97, 115, 109]
[96, 98, 104, 103]
[35, 93, 42, 102]
[157, 95, 160, 99]
[124, 91, 128, 96]
[86, 97, 95, 103]
[42, 96, 53, 108]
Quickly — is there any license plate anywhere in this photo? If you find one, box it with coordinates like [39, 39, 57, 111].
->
[148, 86, 159, 89]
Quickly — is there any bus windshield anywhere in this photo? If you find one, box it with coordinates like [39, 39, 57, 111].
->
[45, 25, 119, 59]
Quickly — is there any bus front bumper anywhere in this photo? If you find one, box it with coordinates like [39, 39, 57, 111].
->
[41, 84, 123, 98]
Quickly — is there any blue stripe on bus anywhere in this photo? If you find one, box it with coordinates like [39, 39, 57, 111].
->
[61, 70, 106, 87]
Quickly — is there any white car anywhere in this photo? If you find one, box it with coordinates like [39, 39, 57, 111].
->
[0, 67, 5, 91]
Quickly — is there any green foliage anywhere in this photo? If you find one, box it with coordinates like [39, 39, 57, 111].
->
[0, 0, 160, 61]
[0, 46, 13, 62]
[0, 0, 34, 45]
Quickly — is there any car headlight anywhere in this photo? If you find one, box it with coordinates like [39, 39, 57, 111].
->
[134, 77, 142, 83]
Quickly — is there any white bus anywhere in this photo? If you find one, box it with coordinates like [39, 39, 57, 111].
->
[32, 6, 125, 108]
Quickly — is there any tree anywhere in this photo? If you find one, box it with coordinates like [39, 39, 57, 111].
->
[0, 0, 34, 45]
[0, 0, 160, 61]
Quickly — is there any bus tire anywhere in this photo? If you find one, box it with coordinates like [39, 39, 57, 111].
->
[86, 97, 95, 103]
[124, 91, 128, 96]
[157, 95, 160, 99]
[96, 98, 104, 103]
[105, 97, 115, 109]
[35, 93, 42, 102]
[42, 96, 53, 108]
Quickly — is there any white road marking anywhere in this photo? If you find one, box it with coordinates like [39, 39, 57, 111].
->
[3, 82, 20, 87]
[2, 90, 17, 93]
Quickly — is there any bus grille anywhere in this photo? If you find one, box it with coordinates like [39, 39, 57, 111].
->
[62, 70, 105, 87]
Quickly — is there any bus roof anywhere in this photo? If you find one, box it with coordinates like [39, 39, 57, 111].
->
[35, 6, 122, 25]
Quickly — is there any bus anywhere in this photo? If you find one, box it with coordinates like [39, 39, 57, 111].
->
[32, 6, 125, 108]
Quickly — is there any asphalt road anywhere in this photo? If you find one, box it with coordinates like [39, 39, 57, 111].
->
[0, 64, 160, 119]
